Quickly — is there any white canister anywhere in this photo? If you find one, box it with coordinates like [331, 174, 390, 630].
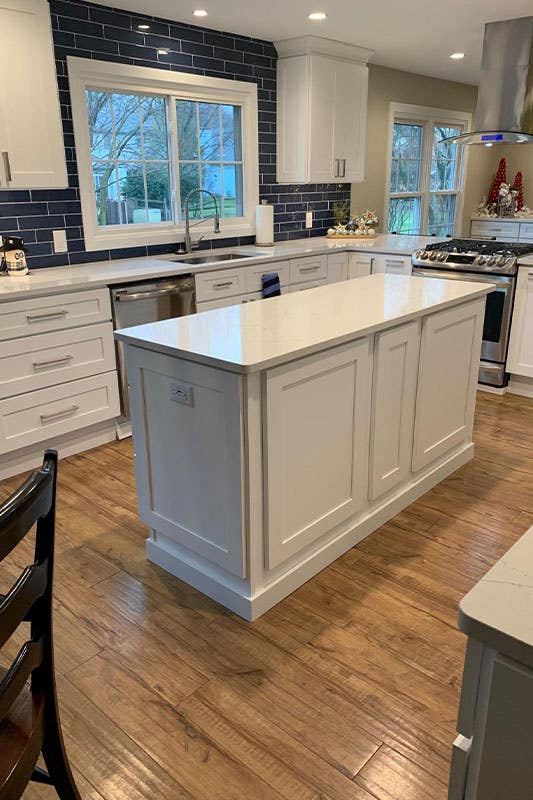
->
[255, 201, 274, 246]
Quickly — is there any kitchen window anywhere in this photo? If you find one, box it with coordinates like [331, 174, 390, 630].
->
[69, 57, 258, 251]
[385, 103, 470, 237]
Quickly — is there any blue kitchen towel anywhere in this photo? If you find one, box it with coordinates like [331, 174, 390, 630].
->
[262, 271, 281, 298]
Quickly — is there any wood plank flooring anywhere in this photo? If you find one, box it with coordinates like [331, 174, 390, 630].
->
[1, 391, 532, 800]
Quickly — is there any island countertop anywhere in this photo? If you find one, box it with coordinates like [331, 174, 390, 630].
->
[115, 273, 493, 373]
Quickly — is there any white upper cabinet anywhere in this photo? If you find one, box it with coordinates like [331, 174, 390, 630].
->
[275, 37, 371, 184]
[0, 0, 67, 188]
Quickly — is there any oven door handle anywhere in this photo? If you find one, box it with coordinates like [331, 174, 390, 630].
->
[412, 267, 513, 287]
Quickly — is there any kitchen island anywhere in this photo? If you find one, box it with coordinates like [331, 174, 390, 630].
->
[115, 273, 491, 619]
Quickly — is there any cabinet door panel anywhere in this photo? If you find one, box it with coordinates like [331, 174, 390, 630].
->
[308, 55, 336, 183]
[276, 56, 310, 183]
[334, 62, 368, 182]
[370, 320, 420, 500]
[327, 252, 349, 283]
[372, 254, 412, 275]
[265, 339, 372, 569]
[0, 0, 67, 188]
[412, 299, 484, 471]
[348, 253, 373, 279]
[507, 268, 533, 377]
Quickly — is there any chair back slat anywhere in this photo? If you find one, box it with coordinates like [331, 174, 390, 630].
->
[0, 560, 48, 651]
[0, 637, 44, 722]
[0, 464, 53, 563]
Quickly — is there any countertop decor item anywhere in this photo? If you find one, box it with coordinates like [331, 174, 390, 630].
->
[328, 209, 379, 238]
[513, 171, 524, 210]
[488, 157, 507, 204]
[255, 200, 274, 247]
[2, 235, 28, 277]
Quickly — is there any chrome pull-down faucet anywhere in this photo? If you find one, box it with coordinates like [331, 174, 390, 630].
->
[182, 188, 220, 254]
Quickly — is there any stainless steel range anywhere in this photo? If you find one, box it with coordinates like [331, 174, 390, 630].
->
[412, 239, 533, 387]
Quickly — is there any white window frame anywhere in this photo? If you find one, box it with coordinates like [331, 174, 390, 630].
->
[384, 102, 471, 237]
[68, 56, 259, 251]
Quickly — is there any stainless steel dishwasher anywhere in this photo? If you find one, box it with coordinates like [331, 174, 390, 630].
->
[112, 275, 196, 417]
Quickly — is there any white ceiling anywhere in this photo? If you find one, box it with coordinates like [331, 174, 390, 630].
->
[91, 0, 533, 85]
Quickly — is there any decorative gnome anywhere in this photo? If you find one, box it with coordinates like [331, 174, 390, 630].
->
[488, 157, 507, 206]
[2, 235, 28, 277]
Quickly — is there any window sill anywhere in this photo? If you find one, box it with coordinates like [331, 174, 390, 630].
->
[84, 221, 256, 252]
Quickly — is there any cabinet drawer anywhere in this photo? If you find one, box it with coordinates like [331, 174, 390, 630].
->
[290, 278, 327, 292]
[520, 223, 533, 239]
[197, 292, 262, 312]
[0, 372, 120, 455]
[245, 260, 290, 293]
[195, 267, 247, 302]
[289, 255, 327, 284]
[0, 289, 111, 341]
[470, 220, 520, 239]
[0, 323, 116, 400]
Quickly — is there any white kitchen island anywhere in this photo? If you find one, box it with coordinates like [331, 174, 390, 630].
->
[115, 273, 491, 620]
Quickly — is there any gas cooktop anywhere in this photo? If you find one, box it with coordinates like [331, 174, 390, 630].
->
[412, 238, 533, 275]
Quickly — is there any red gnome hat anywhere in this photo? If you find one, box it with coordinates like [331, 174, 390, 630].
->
[513, 171, 524, 211]
[488, 157, 507, 204]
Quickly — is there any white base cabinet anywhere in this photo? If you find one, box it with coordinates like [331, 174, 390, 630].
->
[125, 296, 484, 620]
[371, 254, 412, 275]
[507, 267, 533, 377]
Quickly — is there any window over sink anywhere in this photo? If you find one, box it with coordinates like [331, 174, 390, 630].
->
[69, 57, 258, 251]
[385, 103, 471, 238]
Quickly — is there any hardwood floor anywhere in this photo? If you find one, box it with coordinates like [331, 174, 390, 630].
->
[1, 391, 532, 800]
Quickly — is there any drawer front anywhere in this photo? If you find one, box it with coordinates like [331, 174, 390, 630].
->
[197, 292, 262, 312]
[471, 220, 520, 239]
[195, 267, 248, 302]
[0, 373, 120, 455]
[0, 289, 111, 341]
[289, 255, 327, 284]
[520, 223, 533, 239]
[0, 323, 116, 400]
[290, 278, 327, 292]
[245, 260, 290, 293]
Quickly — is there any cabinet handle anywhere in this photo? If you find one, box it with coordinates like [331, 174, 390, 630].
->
[2, 152, 11, 183]
[341, 159, 346, 178]
[300, 265, 320, 273]
[40, 404, 79, 423]
[334, 159, 339, 178]
[213, 281, 234, 289]
[33, 354, 74, 370]
[27, 310, 67, 322]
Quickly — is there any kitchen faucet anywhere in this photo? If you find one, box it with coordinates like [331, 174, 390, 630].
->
[181, 188, 220, 254]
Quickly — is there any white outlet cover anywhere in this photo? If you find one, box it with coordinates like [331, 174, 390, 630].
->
[305, 211, 313, 228]
[53, 229, 68, 253]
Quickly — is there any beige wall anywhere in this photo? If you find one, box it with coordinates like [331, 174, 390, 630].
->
[351, 63, 495, 236]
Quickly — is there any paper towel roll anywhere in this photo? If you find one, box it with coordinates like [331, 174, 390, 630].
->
[255, 202, 274, 246]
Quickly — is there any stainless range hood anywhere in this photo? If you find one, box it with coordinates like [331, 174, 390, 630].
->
[442, 17, 533, 146]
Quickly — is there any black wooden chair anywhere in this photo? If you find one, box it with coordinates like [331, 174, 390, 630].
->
[0, 450, 81, 800]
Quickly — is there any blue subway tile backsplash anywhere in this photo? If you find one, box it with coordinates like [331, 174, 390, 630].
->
[0, 0, 351, 269]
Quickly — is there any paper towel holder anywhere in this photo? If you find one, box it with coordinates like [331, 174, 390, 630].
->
[255, 199, 275, 247]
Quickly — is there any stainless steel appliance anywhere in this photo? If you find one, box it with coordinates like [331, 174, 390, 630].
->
[412, 239, 533, 387]
[112, 276, 196, 416]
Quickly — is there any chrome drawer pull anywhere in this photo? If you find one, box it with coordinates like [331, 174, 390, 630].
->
[40, 404, 79, 423]
[300, 265, 320, 273]
[26, 310, 67, 322]
[32, 354, 74, 370]
[2, 151, 11, 183]
[213, 281, 234, 289]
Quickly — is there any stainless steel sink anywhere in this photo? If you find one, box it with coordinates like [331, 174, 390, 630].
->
[173, 252, 253, 265]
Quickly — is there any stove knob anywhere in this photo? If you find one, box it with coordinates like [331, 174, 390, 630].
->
[413, 249, 422, 259]
[496, 255, 506, 266]
[420, 250, 429, 259]
[437, 252, 447, 261]
[476, 255, 486, 265]
[429, 251, 438, 260]
[486, 256, 496, 266]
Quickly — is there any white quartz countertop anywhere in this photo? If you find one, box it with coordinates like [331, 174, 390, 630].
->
[0, 234, 430, 301]
[115, 273, 492, 373]
[459, 525, 533, 669]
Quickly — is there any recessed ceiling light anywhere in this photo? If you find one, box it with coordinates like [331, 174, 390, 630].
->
[137, 23, 150, 30]
[450, 52, 465, 60]
[308, 11, 327, 20]
[158, 49, 169, 55]
[193, 9, 208, 16]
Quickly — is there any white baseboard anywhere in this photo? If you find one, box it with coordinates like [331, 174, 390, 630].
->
[507, 376, 533, 398]
[147, 443, 474, 621]
[115, 417, 132, 439]
[0, 421, 118, 481]
[477, 384, 507, 395]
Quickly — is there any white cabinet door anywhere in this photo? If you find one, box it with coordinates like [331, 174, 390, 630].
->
[372, 254, 412, 275]
[0, 0, 67, 188]
[519, 223, 533, 240]
[412, 299, 484, 471]
[370, 320, 420, 500]
[333, 61, 367, 182]
[348, 252, 373, 279]
[308, 54, 337, 183]
[264, 338, 372, 569]
[327, 252, 349, 283]
[276, 56, 310, 184]
[507, 268, 533, 377]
